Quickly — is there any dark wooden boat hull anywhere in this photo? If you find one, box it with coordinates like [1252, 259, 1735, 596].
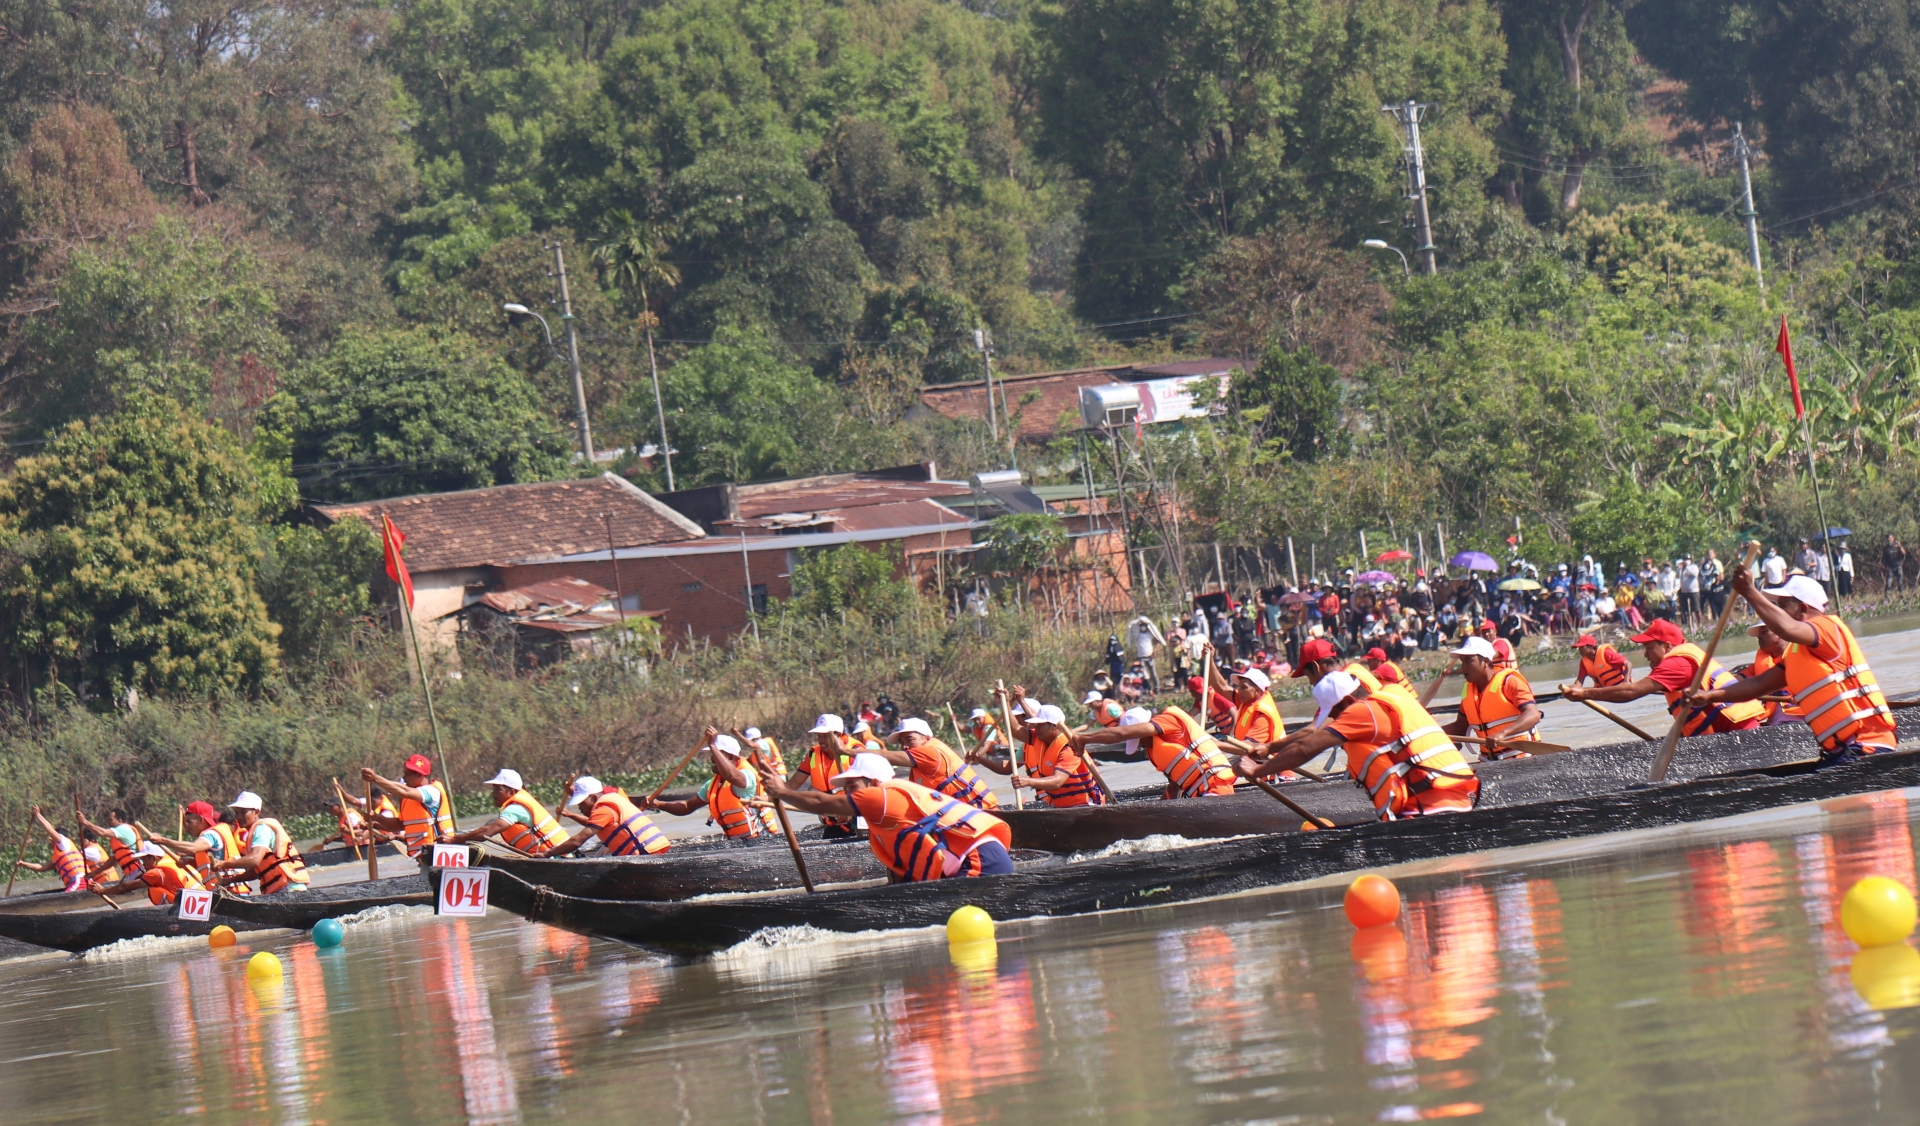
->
[458, 746, 1920, 956]
[1006, 724, 1821, 852]
[0, 875, 431, 954]
[482, 844, 1063, 900]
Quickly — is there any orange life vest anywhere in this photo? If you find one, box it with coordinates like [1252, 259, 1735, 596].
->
[1335, 692, 1478, 820]
[245, 817, 311, 894]
[705, 767, 765, 838]
[1088, 698, 1125, 728]
[1023, 731, 1105, 807]
[1579, 644, 1631, 687]
[1146, 706, 1238, 798]
[1658, 643, 1767, 736]
[198, 822, 250, 894]
[1783, 615, 1897, 753]
[497, 790, 569, 855]
[1233, 692, 1285, 744]
[1459, 667, 1541, 756]
[1344, 661, 1421, 707]
[142, 854, 203, 906]
[104, 828, 141, 877]
[908, 738, 999, 809]
[848, 779, 1012, 882]
[747, 736, 786, 778]
[591, 788, 671, 856]
[1746, 649, 1798, 721]
[805, 737, 857, 831]
[51, 835, 87, 892]
[336, 807, 366, 839]
[399, 782, 457, 856]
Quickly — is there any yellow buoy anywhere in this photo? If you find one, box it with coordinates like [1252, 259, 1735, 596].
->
[207, 925, 237, 949]
[946, 905, 994, 946]
[245, 951, 283, 980]
[1842, 877, 1917, 947]
[1851, 942, 1920, 1010]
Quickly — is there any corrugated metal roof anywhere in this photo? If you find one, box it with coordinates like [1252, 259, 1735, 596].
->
[476, 576, 614, 617]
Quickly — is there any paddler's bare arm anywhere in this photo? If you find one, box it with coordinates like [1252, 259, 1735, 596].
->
[1564, 676, 1661, 704]
[360, 768, 429, 806]
[1001, 686, 1032, 742]
[1237, 727, 1342, 779]
[1686, 663, 1786, 707]
[877, 748, 914, 768]
[765, 776, 858, 820]
[1077, 720, 1159, 745]
[546, 826, 595, 857]
[444, 817, 515, 845]
[644, 793, 707, 817]
[1731, 567, 1819, 647]
[1201, 643, 1232, 695]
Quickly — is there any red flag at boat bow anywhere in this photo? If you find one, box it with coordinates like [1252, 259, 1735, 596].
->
[1776, 315, 1806, 421]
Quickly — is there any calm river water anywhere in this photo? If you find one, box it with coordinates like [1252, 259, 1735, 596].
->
[5, 786, 1920, 1124]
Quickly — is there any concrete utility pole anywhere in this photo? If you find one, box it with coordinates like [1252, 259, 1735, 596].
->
[1383, 100, 1438, 274]
[975, 328, 998, 443]
[548, 241, 595, 460]
[1734, 123, 1765, 290]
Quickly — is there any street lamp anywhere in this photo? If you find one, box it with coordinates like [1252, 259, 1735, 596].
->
[502, 302, 593, 456]
[1362, 239, 1411, 279]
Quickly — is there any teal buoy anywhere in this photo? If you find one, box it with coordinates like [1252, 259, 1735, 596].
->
[312, 917, 346, 949]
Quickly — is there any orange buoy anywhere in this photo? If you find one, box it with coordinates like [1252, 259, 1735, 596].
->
[1344, 874, 1401, 928]
[207, 925, 237, 949]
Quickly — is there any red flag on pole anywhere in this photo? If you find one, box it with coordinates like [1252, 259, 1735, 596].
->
[1776, 315, 1806, 420]
[381, 514, 414, 611]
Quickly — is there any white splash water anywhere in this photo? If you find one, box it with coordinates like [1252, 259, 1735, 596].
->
[1067, 833, 1256, 863]
[78, 933, 212, 962]
[712, 922, 947, 982]
[333, 904, 432, 928]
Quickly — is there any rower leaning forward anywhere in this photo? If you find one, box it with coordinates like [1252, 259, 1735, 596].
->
[1237, 671, 1477, 820]
[768, 752, 1014, 881]
[1685, 573, 1896, 767]
[1563, 619, 1764, 737]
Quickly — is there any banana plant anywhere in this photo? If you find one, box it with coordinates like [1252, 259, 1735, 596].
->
[1657, 381, 1795, 519]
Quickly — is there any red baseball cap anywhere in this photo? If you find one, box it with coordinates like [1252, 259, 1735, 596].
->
[1186, 676, 1206, 695]
[1630, 619, 1685, 647]
[1575, 635, 1599, 647]
[1365, 647, 1388, 662]
[1477, 619, 1497, 634]
[184, 800, 219, 823]
[1296, 638, 1337, 671]
[403, 754, 434, 776]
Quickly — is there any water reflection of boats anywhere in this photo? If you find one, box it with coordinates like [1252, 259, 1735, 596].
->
[457, 746, 1920, 957]
[0, 874, 432, 953]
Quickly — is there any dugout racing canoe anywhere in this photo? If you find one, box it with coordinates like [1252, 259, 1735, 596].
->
[456, 747, 1920, 957]
[0, 874, 432, 954]
[478, 843, 1062, 901]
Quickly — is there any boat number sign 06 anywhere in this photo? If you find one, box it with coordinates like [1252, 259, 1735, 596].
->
[430, 843, 469, 869]
[437, 869, 490, 917]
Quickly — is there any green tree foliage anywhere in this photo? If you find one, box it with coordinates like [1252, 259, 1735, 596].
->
[785, 541, 914, 620]
[1034, 0, 1507, 321]
[1235, 347, 1346, 462]
[0, 397, 280, 700]
[280, 327, 573, 501]
[258, 519, 384, 666]
[1569, 479, 1718, 565]
[976, 512, 1067, 577]
[1494, 0, 1647, 215]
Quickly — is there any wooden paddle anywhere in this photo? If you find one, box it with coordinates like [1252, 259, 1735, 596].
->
[365, 779, 380, 882]
[4, 801, 33, 898]
[1418, 662, 1454, 707]
[1200, 648, 1215, 736]
[1557, 685, 1658, 741]
[1455, 734, 1577, 755]
[1648, 541, 1761, 783]
[1242, 774, 1336, 830]
[1215, 732, 1331, 781]
[647, 738, 712, 803]
[994, 681, 1025, 811]
[67, 795, 117, 908]
[331, 778, 364, 860]
[730, 727, 812, 893]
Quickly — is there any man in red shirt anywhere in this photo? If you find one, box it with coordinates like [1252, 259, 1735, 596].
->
[1564, 618, 1764, 735]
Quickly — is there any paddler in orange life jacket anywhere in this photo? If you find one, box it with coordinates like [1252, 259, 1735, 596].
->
[1572, 634, 1633, 688]
[1237, 671, 1477, 820]
[1362, 648, 1406, 687]
[783, 713, 861, 839]
[442, 768, 571, 855]
[976, 694, 1107, 806]
[94, 840, 204, 905]
[148, 800, 252, 894]
[1440, 636, 1545, 759]
[646, 730, 771, 838]
[1082, 690, 1126, 732]
[1685, 573, 1897, 767]
[1208, 660, 1286, 745]
[1187, 675, 1238, 733]
[214, 791, 310, 894]
[318, 796, 371, 850]
[360, 754, 457, 856]
[550, 775, 671, 857]
[741, 727, 786, 777]
[878, 717, 1000, 809]
[77, 807, 140, 884]
[1563, 618, 1764, 737]
[767, 752, 1015, 881]
[11, 807, 94, 892]
[1078, 704, 1239, 798]
[1739, 622, 1801, 725]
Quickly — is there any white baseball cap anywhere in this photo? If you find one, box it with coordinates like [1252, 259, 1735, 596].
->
[828, 751, 896, 786]
[137, 841, 166, 859]
[1231, 667, 1272, 691]
[743, 727, 762, 740]
[1765, 573, 1829, 610]
[1016, 697, 1042, 716]
[1033, 704, 1067, 726]
[1083, 689, 1105, 705]
[567, 776, 605, 807]
[1120, 706, 1152, 726]
[809, 713, 845, 734]
[852, 719, 872, 735]
[968, 708, 989, 720]
[890, 717, 933, 739]
[228, 791, 263, 811]
[1450, 636, 1498, 661]
[484, 769, 524, 790]
[1312, 671, 1364, 728]
[712, 734, 742, 756]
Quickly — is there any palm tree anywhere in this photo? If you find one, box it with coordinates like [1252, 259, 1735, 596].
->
[594, 209, 682, 490]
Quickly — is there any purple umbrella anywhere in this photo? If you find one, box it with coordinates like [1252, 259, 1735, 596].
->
[1450, 551, 1498, 572]
[1354, 570, 1398, 585]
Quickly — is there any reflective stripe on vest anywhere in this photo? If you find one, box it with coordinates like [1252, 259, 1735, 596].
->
[913, 739, 999, 809]
[705, 773, 764, 838]
[860, 780, 1010, 882]
[1785, 617, 1896, 751]
[1337, 695, 1476, 819]
[498, 791, 569, 855]
[1661, 643, 1767, 736]
[1025, 733, 1104, 806]
[248, 817, 310, 894]
[1461, 668, 1540, 742]
[399, 782, 455, 856]
[1148, 706, 1237, 797]
[594, 789, 670, 856]
[51, 836, 87, 891]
